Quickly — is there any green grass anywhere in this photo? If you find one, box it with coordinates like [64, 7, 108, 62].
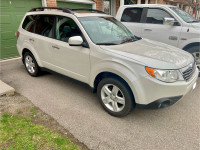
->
[30, 108, 36, 115]
[0, 113, 79, 150]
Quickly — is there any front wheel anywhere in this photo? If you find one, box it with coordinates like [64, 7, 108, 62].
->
[97, 78, 135, 117]
[186, 46, 200, 71]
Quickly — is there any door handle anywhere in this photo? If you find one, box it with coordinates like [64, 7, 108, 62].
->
[29, 38, 34, 42]
[144, 29, 152, 31]
[52, 45, 60, 49]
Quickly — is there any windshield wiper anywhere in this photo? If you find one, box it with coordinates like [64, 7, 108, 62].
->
[187, 20, 200, 23]
[120, 38, 136, 44]
[96, 43, 118, 45]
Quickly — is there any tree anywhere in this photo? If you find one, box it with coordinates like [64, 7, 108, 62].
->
[177, 0, 200, 18]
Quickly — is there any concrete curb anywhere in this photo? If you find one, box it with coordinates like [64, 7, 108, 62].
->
[0, 80, 15, 96]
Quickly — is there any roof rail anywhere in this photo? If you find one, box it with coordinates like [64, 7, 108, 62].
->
[29, 7, 106, 14]
[29, 7, 73, 13]
[71, 8, 106, 14]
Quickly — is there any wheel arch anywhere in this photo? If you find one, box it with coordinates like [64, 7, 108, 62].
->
[183, 42, 200, 51]
[21, 45, 43, 67]
[91, 71, 137, 103]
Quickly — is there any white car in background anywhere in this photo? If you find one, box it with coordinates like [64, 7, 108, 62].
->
[116, 4, 200, 70]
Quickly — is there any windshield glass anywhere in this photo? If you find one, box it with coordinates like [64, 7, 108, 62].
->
[170, 7, 198, 23]
[78, 17, 139, 45]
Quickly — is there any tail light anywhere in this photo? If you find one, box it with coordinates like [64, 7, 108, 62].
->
[16, 31, 20, 39]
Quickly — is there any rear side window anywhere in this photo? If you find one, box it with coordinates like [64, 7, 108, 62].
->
[146, 8, 172, 24]
[34, 15, 55, 38]
[22, 15, 37, 32]
[121, 8, 143, 23]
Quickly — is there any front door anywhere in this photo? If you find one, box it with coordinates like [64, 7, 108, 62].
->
[49, 16, 90, 83]
[141, 8, 182, 47]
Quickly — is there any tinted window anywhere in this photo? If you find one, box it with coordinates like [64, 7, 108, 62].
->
[121, 8, 143, 23]
[22, 15, 37, 32]
[146, 8, 172, 24]
[55, 16, 81, 42]
[34, 15, 54, 37]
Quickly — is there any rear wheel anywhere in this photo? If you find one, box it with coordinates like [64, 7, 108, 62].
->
[23, 52, 40, 77]
[97, 78, 135, 117]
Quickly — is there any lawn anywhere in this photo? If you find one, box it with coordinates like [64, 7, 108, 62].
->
[0, 94, 87, 150]
[0, 113, 79, 150]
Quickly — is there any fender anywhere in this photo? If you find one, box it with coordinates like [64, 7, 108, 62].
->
[179, 38, 200, 50]
[89, 59, 146, 103]
[21, 41, 44, 67]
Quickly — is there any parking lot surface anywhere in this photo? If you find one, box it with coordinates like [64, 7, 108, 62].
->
[1, 59, 200, 150]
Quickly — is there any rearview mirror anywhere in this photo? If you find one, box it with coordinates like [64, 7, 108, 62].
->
[163, 17, 175, 25]
[68, 36, 83, 46]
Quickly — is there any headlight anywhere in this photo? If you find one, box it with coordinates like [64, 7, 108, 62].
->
[145, 67, 183, 83]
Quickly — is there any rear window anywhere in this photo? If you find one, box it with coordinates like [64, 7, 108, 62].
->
[121, 8, 143, 23]
[22, 15, 37, 33]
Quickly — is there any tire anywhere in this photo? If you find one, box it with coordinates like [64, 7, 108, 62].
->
[23, 52, 40, 77]
[97, 78, 135, 117]
[186, 45, 200, 72]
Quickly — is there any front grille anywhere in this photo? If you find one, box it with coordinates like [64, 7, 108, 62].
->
[182, 62, 196, 81]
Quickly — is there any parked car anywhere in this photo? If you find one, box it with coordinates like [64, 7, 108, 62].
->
[17, 7, 198, 117]
[116, 4, 200, 70]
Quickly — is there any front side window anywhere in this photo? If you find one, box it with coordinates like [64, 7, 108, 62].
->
[146, 8, 172, 24]
[79, 17, 139, 45]
[22, 15, 37, 33]
[121, 8, 143, 23]
[55, 16, 81, 42]
[34, 15, 54, 37]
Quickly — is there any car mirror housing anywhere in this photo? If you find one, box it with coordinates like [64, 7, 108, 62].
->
[68, 36, 83, 46]
[163, 17, 175, 25]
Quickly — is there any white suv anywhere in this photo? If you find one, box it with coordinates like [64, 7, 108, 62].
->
[116, 4, 200, 70]
[17, 7, 198, 117]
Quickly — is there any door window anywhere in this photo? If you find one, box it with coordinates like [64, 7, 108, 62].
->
[145, 8, 172, 24]
[121, 8, 143, 23]
[55, 16, 81, 42]
[34, 15, 55, 37]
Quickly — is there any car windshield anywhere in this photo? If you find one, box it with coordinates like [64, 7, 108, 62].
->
[170, 7, 199, 23]
[78, 16, 139, 45]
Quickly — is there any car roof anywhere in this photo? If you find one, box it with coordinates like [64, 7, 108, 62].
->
[121, 4, 177, 8]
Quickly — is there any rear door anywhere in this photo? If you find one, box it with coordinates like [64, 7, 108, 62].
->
[141, 7, 182, 47]
[32, 15, 56, 66]
[120, 7, 144, 37]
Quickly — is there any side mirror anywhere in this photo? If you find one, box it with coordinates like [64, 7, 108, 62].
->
[163, 17, 175, 25]
[68, 36, 83, 46]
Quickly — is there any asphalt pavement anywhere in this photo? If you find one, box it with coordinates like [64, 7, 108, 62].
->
[0, 58, 200, 150]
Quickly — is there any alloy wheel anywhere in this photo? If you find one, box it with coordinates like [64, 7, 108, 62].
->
[192, 52, 200, 70]
[25, 55, 36, 74]
[101, 84, 125, 112]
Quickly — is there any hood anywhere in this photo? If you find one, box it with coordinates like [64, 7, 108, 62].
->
[100, 39, 194, 69]
[191, 22, 200, 30]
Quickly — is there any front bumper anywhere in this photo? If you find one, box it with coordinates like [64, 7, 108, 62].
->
[133, 67, 199, 108]
[136, 95, 183, 109]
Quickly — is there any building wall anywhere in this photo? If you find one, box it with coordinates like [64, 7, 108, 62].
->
[93, 0, 103, 10]
[116, 0, 120, 13]
[46, 0, 57, 7]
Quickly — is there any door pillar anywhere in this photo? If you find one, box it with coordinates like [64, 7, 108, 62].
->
[137, 0, 141, 4]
